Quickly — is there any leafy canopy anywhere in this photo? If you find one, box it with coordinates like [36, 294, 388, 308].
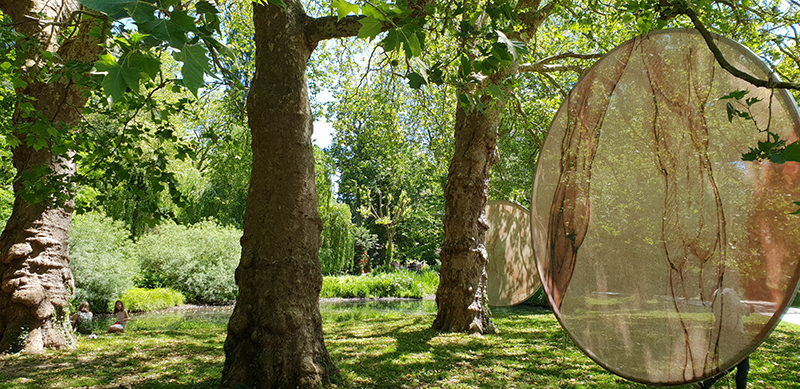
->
[79, 0, 228, 102]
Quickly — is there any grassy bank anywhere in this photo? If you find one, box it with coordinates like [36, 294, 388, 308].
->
[1, 303, 798, 388]
[321, 270, 439, 299]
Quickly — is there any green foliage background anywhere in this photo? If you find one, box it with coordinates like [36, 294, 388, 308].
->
[134, 219, 241, 303]
[69, 212, 138, 313]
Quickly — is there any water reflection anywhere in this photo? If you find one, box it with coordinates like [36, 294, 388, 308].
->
[91, 299, 439, 332]
[94, 306, 235, 331]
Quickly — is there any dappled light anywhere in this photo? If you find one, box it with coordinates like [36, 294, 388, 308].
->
[0, 303, 798, 388]
[485, 200, 541, 307]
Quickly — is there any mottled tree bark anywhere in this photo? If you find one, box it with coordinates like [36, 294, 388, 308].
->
[432, 1, 558, 334]
[432, 100, 500, 334]
[0, 0, 104, 353]
[220, 2, 338, 387]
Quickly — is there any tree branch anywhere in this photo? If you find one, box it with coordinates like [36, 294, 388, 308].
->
[518, 52, 602, 74]
[535, 51, 603, 65]
[678, 5, 800, 90]
[519, 63, 586, 73]
[304, 14, 371, 44]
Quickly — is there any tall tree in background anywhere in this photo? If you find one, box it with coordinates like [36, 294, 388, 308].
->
[433, 0, 574, 334]
[0, 1, 104, 353]
[431, 0, 800, 334]
[328, 74, 450, 267]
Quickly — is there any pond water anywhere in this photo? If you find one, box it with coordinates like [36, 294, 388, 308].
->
[92, 306, 234, 332]
[90, 299, 444, 332]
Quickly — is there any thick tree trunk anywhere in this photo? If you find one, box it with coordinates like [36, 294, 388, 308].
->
[432, 101, 500, 334]
[221, 1, 338, 387]
[431, 1, 556, 336]
[0, 0, 104, 353]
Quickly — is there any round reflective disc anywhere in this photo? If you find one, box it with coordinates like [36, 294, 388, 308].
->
[531, 29, 800, 385]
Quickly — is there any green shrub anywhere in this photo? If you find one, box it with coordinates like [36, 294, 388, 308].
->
[70, 212, 137, 313]
[321, 270, 439, 299]
[133, 219, 240, 303]
[120, 288, 186, 312]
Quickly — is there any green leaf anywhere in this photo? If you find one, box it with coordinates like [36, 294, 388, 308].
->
[52, 145, 67, 156]
[331, 0, 360, 20]
[77, 0, 140, 19]
[478, 56, 501, 75]
[6, 135, 20, 148]
[10, 77, 27, 89]
[720, 89, 749, 100]
[770, 153, 786, 164]
[726, 102, 735, 123]
[789, 201, 800, 215]
[126, 52, 161, 80]
[783, 141, 800, 162]
[357, 16, 383, 40]
[174, 44, 211, 96]
[457, 93, 473, 111]
[94, 53, 118, 72]
[196, 1, 220, 15]
[382, 29, 399, 52]
[102, 66, 138, 104]
[362, 3, 387, 21]
[31, 137, 48, 151]
[460, 54, 472, 79]
[758, 140, 774, 153]
[492, 43, 514, 62]
[139, 17, 189, 48]
[128, 32, 150, 45]
[127, 1, 159, 23]
[119, 64, 143, 91]
[495, 30, 518, 60]
[407, 72, 427, 89]
[168, 9, 197, 31]
[745, 96, 762, 107]
[197, 34, 233, 59]
[405, 32, 421, 58]
[486, 84, 505, 102]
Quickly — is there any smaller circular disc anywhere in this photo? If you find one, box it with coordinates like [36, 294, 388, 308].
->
[485, 200, 541, 307]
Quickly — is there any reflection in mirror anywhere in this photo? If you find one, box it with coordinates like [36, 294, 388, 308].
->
[531, 29, 800, 385]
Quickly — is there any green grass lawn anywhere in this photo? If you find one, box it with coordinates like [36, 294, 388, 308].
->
[0, 303, 798, 388]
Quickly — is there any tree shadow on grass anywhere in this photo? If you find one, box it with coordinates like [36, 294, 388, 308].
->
[324, 309, 760, 388]
[0, 329, 225, 389]
[1, 306, 796, 388]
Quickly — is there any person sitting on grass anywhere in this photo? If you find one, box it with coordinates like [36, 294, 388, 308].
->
[71, 301, 93, 335]
[108, 300, 130, 333]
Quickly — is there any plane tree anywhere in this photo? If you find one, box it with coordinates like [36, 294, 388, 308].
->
[412, 0, 800, 334]
[0, 0, 226, 353]
[219, 0, 434, 387]
[0, 0, 106, 354]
